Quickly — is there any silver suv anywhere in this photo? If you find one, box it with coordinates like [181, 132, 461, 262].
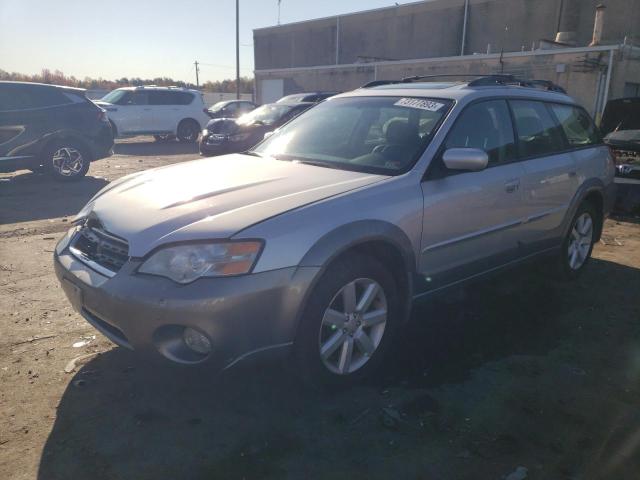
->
[54, 76, 616, 386]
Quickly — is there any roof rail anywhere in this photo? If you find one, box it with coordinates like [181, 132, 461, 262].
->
[361, 74, 567, 93]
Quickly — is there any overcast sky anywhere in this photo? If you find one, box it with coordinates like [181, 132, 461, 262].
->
[0, 0, 418, 83]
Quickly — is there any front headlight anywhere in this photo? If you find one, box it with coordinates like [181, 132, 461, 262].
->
[138, 241, 262, 284]
[55, 226, 80, 255]
[201, 129, 208, 137]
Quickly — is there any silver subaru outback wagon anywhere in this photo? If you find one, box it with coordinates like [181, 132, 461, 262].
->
[54, 76, 616, 386]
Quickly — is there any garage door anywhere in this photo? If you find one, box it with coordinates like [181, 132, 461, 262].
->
[260, 79, 284, 104]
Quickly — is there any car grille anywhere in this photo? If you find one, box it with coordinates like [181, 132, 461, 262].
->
[70, 220, 129, 276]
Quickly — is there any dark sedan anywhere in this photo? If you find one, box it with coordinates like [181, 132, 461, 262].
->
[206, 100, 257, 119]
[199, 102, 313, 157]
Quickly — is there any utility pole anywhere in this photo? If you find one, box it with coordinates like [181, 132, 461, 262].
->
[278, 0, 282, 25]
[236, 0, 240, 99]
[194, 61, 200, 88]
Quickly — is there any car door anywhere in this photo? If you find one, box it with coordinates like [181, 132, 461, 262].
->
[116, 91, 150, 134]
[147, 91, 176, 133]
[510, 100, 579, 252]
[419, 99, 527, 290]
[0, 84, 68, 169]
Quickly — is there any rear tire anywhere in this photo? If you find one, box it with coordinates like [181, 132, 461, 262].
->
[294, 253, 400, 389]
[42, 140, 90, 181]
[557, 201, 599, 280]
[177, 120, 200, 143]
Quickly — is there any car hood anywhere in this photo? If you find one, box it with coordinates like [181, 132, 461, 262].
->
[79, 154, 388, 257]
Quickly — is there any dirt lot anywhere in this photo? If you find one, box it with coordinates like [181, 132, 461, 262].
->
[1, 138, 640, 480]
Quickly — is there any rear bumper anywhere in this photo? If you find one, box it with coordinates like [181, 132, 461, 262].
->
[604, 180, 617, 216]
[54, 247, 319, 369]
[88, 123, 115, 161]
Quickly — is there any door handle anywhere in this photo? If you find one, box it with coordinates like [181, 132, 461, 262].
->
[505, 179, 520, 193]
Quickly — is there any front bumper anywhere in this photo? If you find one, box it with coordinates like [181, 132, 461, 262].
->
[198, 136, 237, 156]
[54, 248, 319, 369]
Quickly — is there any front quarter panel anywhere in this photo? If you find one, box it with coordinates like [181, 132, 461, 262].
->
[233, 174, 423, 273]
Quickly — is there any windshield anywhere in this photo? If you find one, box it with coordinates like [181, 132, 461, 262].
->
[100, 89, 128, 104]
[237, 104, 293, 126]
[208, 101, 228, 112]
[253, 96, 452, 174]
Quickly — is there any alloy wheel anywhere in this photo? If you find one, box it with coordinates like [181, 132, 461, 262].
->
[52, 147, 84, 177]
[318, 278, 387, 375]
[568, 212, 593, 270]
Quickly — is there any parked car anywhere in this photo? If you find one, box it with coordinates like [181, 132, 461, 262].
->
[0, 81, 113, 180]
[276, 91, 339, 103]
[206, 100, 257, 119]
[601, 97, 640, 178]
[199, 102, 313, 156]
[95, 86, 210, 143]
[54, 76, 615, 387]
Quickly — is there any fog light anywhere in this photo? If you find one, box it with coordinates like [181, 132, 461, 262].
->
[183, 327, 212, 355]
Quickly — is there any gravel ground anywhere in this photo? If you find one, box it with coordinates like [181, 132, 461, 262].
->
[1, 138, 640, 480]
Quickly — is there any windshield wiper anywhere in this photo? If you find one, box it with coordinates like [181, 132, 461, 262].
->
[270, 154, 339, 169]
[293, 159, 343, 170]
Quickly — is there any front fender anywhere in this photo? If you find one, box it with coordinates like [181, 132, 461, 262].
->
[299, 219, 416, 273]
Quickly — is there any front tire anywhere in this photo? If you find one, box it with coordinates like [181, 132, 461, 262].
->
[176, 120, 200, 143]
[558, 202, 598, 279]
[43, 141, 90, 181]
[294, 253, 400, 388]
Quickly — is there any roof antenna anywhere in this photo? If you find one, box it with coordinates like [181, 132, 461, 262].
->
[277, 0, 282, 25]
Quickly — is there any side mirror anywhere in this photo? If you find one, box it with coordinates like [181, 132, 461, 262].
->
[442, 148, 488, 171]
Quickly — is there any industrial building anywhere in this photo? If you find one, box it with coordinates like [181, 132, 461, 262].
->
[253, 0, 640, 122]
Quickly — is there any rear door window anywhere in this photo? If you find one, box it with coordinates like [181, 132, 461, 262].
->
[148, 91, 172, 105]
[0, 85, 68, 110]
[445, 99, 516, 165]
[510, 100, 566, 158]
[549, 103, 602, 147]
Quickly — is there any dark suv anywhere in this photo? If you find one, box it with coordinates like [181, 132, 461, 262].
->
[0, 81, 114, 180]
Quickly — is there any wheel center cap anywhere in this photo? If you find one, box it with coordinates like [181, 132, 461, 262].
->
[345, 313, 359, 332]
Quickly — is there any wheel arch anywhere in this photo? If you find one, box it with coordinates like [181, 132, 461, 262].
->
[293, 220, 416, 336]
[38, 131, 95, 163]
[562, 179, 606, 242]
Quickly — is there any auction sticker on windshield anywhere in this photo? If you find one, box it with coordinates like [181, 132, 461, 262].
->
[394, 98, 445, 111]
